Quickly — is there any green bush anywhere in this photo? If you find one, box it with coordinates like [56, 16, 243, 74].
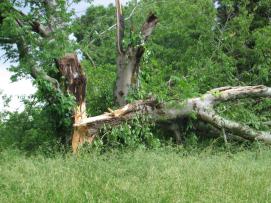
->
[80, 115, 161, 152]
[0, 104, 60, 154]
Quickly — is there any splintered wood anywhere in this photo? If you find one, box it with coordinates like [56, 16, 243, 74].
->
[76, 86, 271, 151]
[57, 54, 93, 153]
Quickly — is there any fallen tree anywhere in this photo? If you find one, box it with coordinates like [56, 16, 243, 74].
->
[2, 1, 270, 153]
[72, 85, 271, 152]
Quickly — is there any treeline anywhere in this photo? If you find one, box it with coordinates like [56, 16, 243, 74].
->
[0, 0, 271, 153]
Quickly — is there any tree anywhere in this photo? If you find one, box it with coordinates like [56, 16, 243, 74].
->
[75, 85, 271, 144]
[73, 0, 271, 151]
[74, 4, 116, 67]
[1, 0, 271, 153]
[114, 0, 158, 106]
[0, 0, 87, 146]
[216, 0, 271, 85]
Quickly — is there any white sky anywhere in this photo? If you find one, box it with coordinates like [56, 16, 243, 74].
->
[0, 0, 129, 112]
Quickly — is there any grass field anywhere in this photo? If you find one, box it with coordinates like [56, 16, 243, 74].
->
[1, 146, 271, 203]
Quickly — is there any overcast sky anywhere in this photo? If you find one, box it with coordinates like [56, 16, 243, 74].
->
[0, 0, 129, 111]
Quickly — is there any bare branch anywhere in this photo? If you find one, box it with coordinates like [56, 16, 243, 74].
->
[115, 0, 125, 54]
[208, 85, 271, 104]
[16, 40, 60, 89]
[83, 51, 96, 68]
[141, 13, 158, 41]
[90, 4, 138, 44]
[75, 85, 271, 145]
[79, 47, 96, 68]
[30, 65, 60, 89]
[0, 3, 53, 38]
[197, 108, 271, 143]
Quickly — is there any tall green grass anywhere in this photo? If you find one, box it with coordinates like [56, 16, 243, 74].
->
[1, 146, 271, 202]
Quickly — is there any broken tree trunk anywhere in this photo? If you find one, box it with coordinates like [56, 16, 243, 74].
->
[114, 0, 158, 106]
[56, 53, 94, 152]
[73, 85, 271, 152]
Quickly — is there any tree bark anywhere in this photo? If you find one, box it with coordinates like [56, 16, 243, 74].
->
[115, 46, 145, 105]
[114, 0, 158, 106]
[73, 85, 271, 152]
[56, 54, 94, 152]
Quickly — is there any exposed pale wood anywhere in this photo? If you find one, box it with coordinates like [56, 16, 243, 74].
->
[74, 86, 271, 149]
[197, 108, 271, 143]
[56, 54, 92, 153]
[114, 12, 158, 106]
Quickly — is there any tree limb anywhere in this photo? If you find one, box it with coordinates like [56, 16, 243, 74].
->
[89, 4, 138, 44]
[0, 1, 61, 88]
[16, 39, 60, 89]
[30, 65, 60, 89]
[141, 13, 158, 42]
[197, 108, 271, 142]
[114, 13, 158, 106]
[0, 2, 53, 38]
[115, 0, 125, 54]
[75, 85, 271, 145]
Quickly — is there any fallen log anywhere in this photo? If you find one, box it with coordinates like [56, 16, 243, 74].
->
[73, 85, 271, 152]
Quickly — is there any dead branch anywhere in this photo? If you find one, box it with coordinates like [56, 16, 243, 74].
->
[141, 13, 158, 41]
[74, 86, 271, 151]
[115, 0, 125, 54]
[114, 12, 158, 106]
[90, 4, 138, 45]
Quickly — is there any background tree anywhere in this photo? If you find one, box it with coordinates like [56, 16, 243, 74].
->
[73, 0, 271, 150]
[0, 0, 87, 146]
[1, 0, 271, 152]
[216, 0, 271, 85]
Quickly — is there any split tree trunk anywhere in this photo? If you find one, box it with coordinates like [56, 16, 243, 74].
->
[56, 54, 94, 152]
[114, 0, 158, 106]
[74, 85, 271, 151]
[0, 1, 93, 152]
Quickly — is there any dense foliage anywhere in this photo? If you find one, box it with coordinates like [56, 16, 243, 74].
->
[0, 0, 271, 153]
[1, 2, 271, 201]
